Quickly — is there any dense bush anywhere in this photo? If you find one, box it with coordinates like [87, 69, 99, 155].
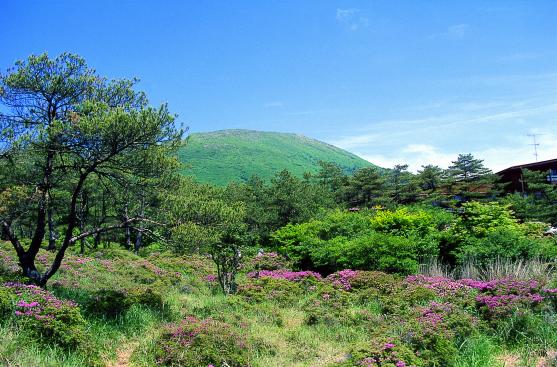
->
[0, 286, 14, 319]
[151, 316, 253, 366]
[313, 231, 437, 274]
[243, 251, 292, 272]
[84, 286, 165, 317]
[271, 209, 443, 274]
[238, 270, 321, 304]
[4, 283, 86, 348]
[439, 202, 557, 265]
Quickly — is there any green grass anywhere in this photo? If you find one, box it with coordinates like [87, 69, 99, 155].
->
[2, 242, 557, 366]
[178, 129, 375, 185]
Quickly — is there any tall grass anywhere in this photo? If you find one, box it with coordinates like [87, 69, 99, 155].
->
[420, 257, 555, 281]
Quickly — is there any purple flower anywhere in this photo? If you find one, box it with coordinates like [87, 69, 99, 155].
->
[247, 270, 321, 281]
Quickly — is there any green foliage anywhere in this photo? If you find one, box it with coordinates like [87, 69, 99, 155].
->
[314, 231, 432, 274]
[455, 228, 552, 263]
[178, 129, 375, 186]
[243, 251, 292, 272]
[452, 202, 518, 239]
[84, 287, 164, 317]
[237, 277, 308, 305]
[6, 284, 87, 349]
[343, 166, 388, 208]
[0, 286, 14, 319]
[446, 201, 556, 264]
[272, 208, 444, 274]
[151, 316, 253, 366]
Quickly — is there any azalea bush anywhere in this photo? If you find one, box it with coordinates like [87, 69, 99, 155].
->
[4, 283, 86, 348]
[244, 251, 292, 272]
[151, 316, 253, 366]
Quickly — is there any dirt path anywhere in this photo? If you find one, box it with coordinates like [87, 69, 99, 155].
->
[108, 341, 139, 367]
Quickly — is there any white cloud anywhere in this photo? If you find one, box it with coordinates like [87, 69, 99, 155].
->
[336, 8, 368, 31]
[357, 144, 454, 172]
[353, 132, 557, 173]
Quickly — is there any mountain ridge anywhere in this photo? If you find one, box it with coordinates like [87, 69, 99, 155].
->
[177, 129, 376, 185]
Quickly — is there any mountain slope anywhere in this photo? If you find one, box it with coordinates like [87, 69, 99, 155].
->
[177, 129, 375, 185]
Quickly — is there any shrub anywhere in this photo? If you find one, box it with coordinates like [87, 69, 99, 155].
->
[84, 286, 165, 317]
[5, 282, 86, 348]
[314, 232, 436, 275]
[270, 210, 373, 268]
[454, 228, 548, 265]
[0, 286, 14, 319]
[370, 207, 438, 238]
[302, 283, 356, 326]
[340, 335, 424, 367]
[238, 275, 317, 305]
[244, 251, 292, 272]
[152, 316, 252, 366]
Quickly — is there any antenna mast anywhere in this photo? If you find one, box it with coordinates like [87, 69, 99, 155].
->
[527, 133, 541, 161]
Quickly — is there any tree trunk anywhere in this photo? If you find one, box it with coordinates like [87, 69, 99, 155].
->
[47, 204, 56, 251]
[123, 200, 132, 250]
[134, 196, 145, 254]
[94, 233, 101, 249]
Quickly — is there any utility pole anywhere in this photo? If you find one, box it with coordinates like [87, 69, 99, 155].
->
[527, 133, 541, 161]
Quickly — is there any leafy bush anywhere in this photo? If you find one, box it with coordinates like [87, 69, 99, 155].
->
[151, 316, 252, 366]
[370, 207, 449, 238]
[340, 335, 424, 367]
[270, 210, 372, 268]
[238, 271, 321, 305]
[244, 251, 292, 271]
[272, 209, 441, 274]
[84, 286, 164, 317]
[446, 202, 556, 265]
[5, 282, 86, 348]
[313, 231, 437, 275]
[453, 228, 545, 265]
[0, 286, 14, 319]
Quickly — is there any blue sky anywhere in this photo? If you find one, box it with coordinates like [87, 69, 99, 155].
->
[2, 0, 556, 171]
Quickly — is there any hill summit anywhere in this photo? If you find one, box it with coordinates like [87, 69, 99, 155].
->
[177, 129, 375, 185]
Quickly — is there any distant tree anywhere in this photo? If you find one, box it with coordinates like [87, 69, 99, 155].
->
[344, 167, 387, 208]
[446, 154, 496, 200]
[387, 164, 419, 204]
[416, 165, 445, 192]
[268, 169, 334, 228]
[0, 53, 181, 286]
[315, 160, 347, 198]
[447, 154, 492, 182]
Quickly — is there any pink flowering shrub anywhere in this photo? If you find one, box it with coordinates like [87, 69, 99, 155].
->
[151, 316, 252, 366]
[302, 283, 356, 325]
[326, 269, 359, 291]
[4, 282, 86, 348]
[247, 269, 321, 282]
[340, 337, 422, 367]
[244, 251, 292, 272]
[460, 277, 545, 318]
[238, 276, 309, 304]
[404, 275, 478, 309]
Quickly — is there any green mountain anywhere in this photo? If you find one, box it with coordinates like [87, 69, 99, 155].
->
[177, 129, 375, 185]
